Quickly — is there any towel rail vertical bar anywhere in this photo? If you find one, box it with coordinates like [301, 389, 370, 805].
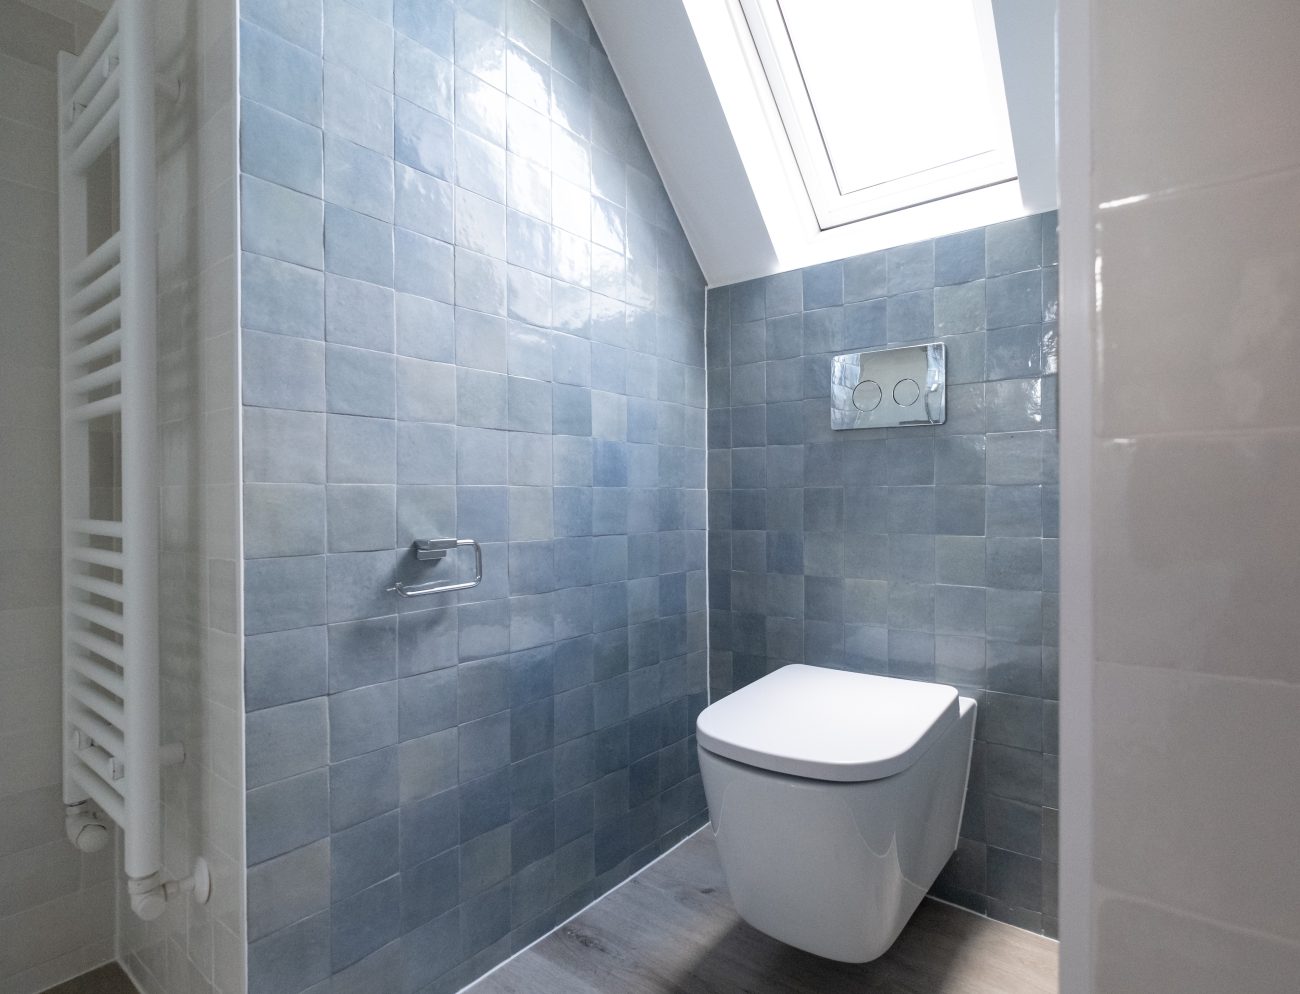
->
[116, 0, 162, 906]
[57, 48, 92, 833]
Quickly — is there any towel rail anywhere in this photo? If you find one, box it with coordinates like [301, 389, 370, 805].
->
[57, 0, 207, 920]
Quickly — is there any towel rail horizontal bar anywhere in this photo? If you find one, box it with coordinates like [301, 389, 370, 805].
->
[70, 518, 124, 539]
[69, 629, 125, 668]
[70, 760, 125, 825]
[71, 362, 122, 397]
[66, 66, 120, 152]
[69, 706, 125, 757]
[71, 263, 121, 314]
[70, 394, 122, 421]
[67, 3, 119, 96]
[70, 649, 126, 698]
[70, 233, 121, 288]
[74, 678, 125, 730]
[66, 296, 121, 343]
[70, 600, 126, 635]
[75, 742, 122, 784]
[68, 327, 122, 367]
[69, 546, 124, 570]
[67, 98, 120, 176]
[70, 573, 125, 603]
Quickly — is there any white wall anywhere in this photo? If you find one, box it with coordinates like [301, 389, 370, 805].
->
[1060, 2, 1300, 992]
[0, 3, 118, 990]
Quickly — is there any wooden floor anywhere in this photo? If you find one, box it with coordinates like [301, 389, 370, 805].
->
[42, 962, 137, 994]
[467, 830, 1058, 994]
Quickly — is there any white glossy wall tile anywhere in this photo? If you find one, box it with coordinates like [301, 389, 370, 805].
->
[0, 4, 118, 992]
[1070, 0, 1300, 989]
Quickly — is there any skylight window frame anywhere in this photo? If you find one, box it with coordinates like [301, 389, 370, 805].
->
[738, 0, 1021, 231]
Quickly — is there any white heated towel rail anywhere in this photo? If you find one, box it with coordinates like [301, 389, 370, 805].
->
[56, 0, 206, 920]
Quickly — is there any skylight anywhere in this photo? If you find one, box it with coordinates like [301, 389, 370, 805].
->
[739, 0, 1019, 230]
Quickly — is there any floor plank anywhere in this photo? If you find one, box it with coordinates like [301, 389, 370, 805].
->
[466, 831, 1058, 994]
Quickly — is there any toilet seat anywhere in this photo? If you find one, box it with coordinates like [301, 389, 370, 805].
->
[696, 664, 960, 782]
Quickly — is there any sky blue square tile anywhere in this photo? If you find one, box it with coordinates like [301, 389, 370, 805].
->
[398, 667, 458, 741]
[325, 204, 393, 287]
[326, 344, 395, 417]
[242, 0, 323, 54]
[986, 215, 1042, 278]
[324, 63, 394, 154]
[454, 248, 508, 316]
[242, 252, 325, 341]
[324, 135, 394, 222]
[327, 413, 395, 484]
[395, 356, 455, 423]
[241, 98, 323, 198]
[397, 422, 456, 485]
[244, 482, 327, 559]
[986, 270, 1042, 330]
[844, 250, 887, 302]
[246, 768, 330, 864]
[326, 548, 401, 622]
[395, 0, 454, 58]
[331, 745, 400, 830]
[802, 260, 843, 309]
[246, 626, 328, 711]
[243, 329, 326, 412]
[394, 228, 455, 303]
[241, 20, 324, 126]
[331, 876, 401, 972]
[328, 614, 398, 692]
[396, 293, 454, 362]
[242, 175, 324, 272]
[330, 681, 399, 762]
[394, 98, 453, 179]
[450, 308, 506, 374]
[246, 697, 328, 789]
[247, 909, 331, 994]
[325, 274, 394, 352]
[885, 289, 934, 344]
[332, 811, 399, 901]
[934, 279, 986, 337]
[324, 0, 394, 90]
[936, 228, 985, 285]
[887, 240, 935, 294]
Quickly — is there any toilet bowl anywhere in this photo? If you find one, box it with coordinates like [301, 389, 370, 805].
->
[696, 664, 976, 963]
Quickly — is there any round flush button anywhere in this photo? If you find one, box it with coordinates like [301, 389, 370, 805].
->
[893, 377, 921, 407]
[852, 379, 883, 411]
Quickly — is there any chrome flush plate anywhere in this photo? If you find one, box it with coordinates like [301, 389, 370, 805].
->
[830, 342, 946, 429]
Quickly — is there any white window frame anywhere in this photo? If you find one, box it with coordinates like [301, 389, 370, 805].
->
[738, 0, 1020, 231]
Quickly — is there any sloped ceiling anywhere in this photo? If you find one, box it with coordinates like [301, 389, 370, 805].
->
[586, 0, 1057, 288]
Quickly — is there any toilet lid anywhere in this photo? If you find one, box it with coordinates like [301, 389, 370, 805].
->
[696, 664, 960, 782]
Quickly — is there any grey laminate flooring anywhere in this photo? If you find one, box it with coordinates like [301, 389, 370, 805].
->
[466, 830, 1058, 994]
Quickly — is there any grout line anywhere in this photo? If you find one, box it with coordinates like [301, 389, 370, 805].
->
[926, 894, 1061, 944]
[454, 824, 709, 994]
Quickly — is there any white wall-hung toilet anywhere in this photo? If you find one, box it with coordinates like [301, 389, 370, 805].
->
[696, 664, 977, 963]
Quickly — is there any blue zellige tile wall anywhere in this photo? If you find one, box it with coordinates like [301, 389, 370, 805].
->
[705, 213, 1060, 937]
[237, 1, 708, 990]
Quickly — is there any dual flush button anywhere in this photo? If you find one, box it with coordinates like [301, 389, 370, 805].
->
[831, 342, 946, 430]
[851, 376, 921, 412]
